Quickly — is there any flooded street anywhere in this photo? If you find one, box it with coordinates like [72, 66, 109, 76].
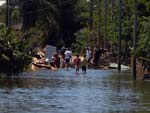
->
[0, 69, 150, 113]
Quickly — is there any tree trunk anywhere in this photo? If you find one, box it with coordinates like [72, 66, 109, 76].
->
[111, 0, 114, 51]
[97, 0, 101, 48]
[89, 0, 93, 31]
[104, 0, 107, 49]
[133, 0, 138, 80]
[118, 0, 122, 71]
[6, 0, 11, 28]
[111, 0, 114, 22]
[124, 35, 129, 65]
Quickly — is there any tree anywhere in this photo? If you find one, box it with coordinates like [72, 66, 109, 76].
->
[0, 23, 31, 76]
[72, 28, 90, 53]
[137, 16, 150, 58]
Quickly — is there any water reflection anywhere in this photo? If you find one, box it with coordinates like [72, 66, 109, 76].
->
[0, 69, 150, 113]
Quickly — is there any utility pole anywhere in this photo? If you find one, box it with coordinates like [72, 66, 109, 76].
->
[97, 0, 101, 48]
[118, 0, 122, 71]
[133, 0, 138, 80]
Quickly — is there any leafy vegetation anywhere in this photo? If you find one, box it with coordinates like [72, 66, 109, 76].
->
[0, 23, 31, 76]
[73, 0, 150, 59]
[137, 16, 150, 57]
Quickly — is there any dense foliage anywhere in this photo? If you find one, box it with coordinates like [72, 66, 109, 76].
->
[0, 24, 31, 76]
[73, 0, 150, 58]
[20, 0, 80, 47]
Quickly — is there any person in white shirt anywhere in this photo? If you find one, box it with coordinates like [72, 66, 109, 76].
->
[86, 48, 91, 62]
[64, 48, 72, 69]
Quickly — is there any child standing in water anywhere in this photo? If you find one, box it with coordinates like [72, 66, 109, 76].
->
[81, 55, 88, 74]
[74, 55, 81, 73]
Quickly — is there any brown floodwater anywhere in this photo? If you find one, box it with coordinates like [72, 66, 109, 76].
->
[0, 68, 150, 113]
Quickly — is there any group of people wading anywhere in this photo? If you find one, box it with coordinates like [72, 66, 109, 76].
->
[57, 46, 105, 73]
[34, 46, 105, 73]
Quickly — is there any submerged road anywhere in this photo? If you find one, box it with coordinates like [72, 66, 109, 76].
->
[0, 68, 150, 113]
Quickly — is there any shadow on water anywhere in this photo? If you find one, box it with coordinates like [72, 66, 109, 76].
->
[0, 68, 150, 113]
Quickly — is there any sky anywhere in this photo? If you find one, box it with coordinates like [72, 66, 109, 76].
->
[0, 1, 6, 7]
